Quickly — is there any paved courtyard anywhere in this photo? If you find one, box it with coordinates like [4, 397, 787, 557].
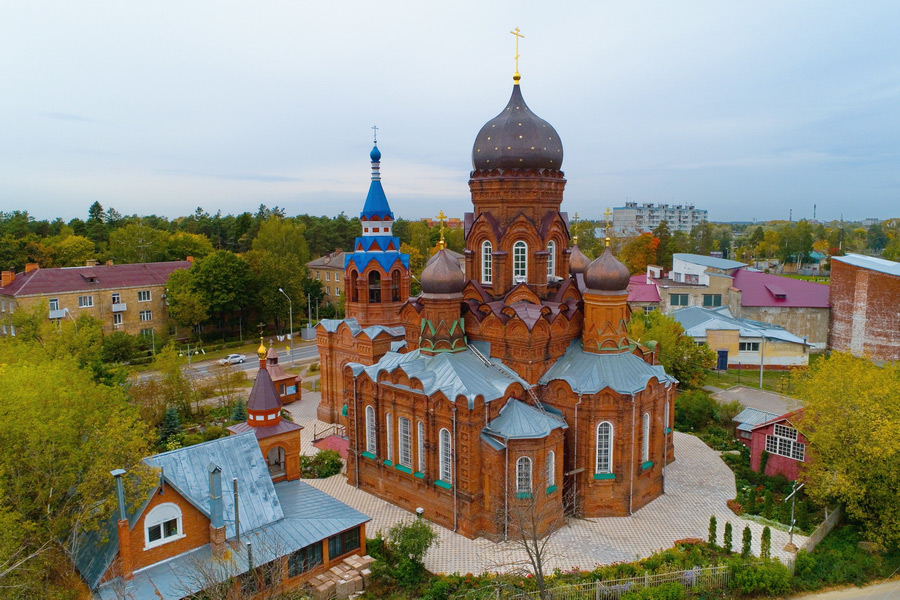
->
[708, 384, 801, 415]
[285, 392, 806, 575]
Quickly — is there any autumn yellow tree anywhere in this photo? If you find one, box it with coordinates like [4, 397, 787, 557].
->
[793, 353, 900, 549]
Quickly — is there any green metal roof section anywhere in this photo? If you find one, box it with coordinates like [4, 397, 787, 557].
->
[538, 341, 676, 395]
[484, 398, 568, 440]
[673, 306, 809, 345]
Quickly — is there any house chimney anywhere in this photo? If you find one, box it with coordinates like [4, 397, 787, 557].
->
[110, 469, 133, 581]
[0, 270, 13, 287]
[85, 259, 99, 267]
[233, 478, 240, 543]
[186, 256, 194, 263]
[208, 463, 226, 558]
[106, 260, 114, 267]
[24, 263, 39, 274]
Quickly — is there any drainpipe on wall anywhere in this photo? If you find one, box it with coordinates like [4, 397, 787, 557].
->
[504, 443, 509, 541]
[573, 393, 583, 515]
[110, 469, 133, 581]
[629, 393, 636, 516]
[452, 405, 458, 533]
[353, 377, 360, 489]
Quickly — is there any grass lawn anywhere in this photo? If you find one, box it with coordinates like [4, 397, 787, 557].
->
[706, 367, 799, 394]
[777, 274, 830, 284]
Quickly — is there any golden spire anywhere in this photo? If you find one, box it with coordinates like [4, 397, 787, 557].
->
[256, 336, 266, 360]
[604, 207, 613, 247]
[436, 210, 448, 250]
[510, 27, 524, 84]
[571, 212, 579, 245]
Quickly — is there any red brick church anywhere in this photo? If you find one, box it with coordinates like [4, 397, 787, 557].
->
[316, 71, 677, 540]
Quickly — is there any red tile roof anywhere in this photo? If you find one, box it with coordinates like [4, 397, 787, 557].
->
[732, 270, 829, 308]
[627, 274, 661, 303]
[0, 261, 191, 296]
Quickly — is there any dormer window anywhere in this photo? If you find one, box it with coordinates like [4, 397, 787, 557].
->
[144, 502, 183, 549]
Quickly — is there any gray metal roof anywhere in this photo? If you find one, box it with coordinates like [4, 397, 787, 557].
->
[538, 341, 676, 395]
[832, 253, 900, 276]
[349, 345, 528, 409]
[484, 399, 568, 439]
[318, 317, 405, 339]
[673, 253, 746, 270]
[672, 306, 808, 345]
[733, 406, 780, 432]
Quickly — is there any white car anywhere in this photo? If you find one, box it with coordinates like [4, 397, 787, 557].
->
[218, 353, 246, 365]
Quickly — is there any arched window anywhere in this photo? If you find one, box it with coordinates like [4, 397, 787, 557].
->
[368, 271, 381, 303]
[391, 270, 401, 302]
[547, 240, 556, 277]
[349, 270, 359, 302]
[596, 422, 613, 474]
[267, 446, 286, 476]
[546, 450, 555, 488]
[642, 412, 651, 463]
[365, 406, 376, 455]
[144, 502, 183, 548]
[516, 457, 532, 494]
[513, 241, 528, 281]
[417, 420, 426, 473]
[481, 240, 493, 284]
[385, 412, 393, 462]
[398, 417, 412, 468]
[439, 428, 452, 483]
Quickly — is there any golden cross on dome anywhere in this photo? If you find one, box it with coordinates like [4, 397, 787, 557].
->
[604, 207, 613, 247]
[571, 212, 580, 244]
[436, 210, 448, 249]
[510, 27, 524, 83]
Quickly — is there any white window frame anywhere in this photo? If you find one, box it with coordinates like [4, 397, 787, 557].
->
[516, 456, 532, 494]
[766, 423, 806, 461]
[481, 240, 493, 284]
[49, 298, 59, 311]
[144, 502, 184, 550]
[365, 406, 376, 455]
[546, 451, 555, 488]
[139, 310, 153, 322]
[513, 241, 528, 281]
[547, 240, 556, 277]
[113, 313, 123, 327]
[439, 428, 452, 483]
[642, 412, 651, 463]
[398, 417, 412, 468]
[111, 292, 120, 304]
[78, 295, 93, 308]
[138, 290, 151, 302]
[417, 420, 425, 473]
[325, 271, 330, 281]
[385, 412, 393, 462]
[596, 422, 613, 474]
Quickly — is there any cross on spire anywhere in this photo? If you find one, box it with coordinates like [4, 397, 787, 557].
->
[510, 27, 524, 83]
[436, 210, 448, 249]
[571, 212, 579, 244]
[604, 207, 613, 246]
[371, 125, 378, 144]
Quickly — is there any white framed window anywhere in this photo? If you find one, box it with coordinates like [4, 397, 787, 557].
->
[774, 424, 797, 440]
[140, 328, 153, 337]
[113, 313, 123, 327]
[49, 298, 59, 311]
[78, 295, 93, 308]
[516, 456, 532, 494]
[766, 423, 806, 461]
[513, 241, 528, 281]
[316, 271, 320, 280]
[111, 292, 120, 304]
[138, 290, 151, 302]
[546, 451, 555, 488]
[140, 310, 152, 322]
[481, 240, 493, 284]
[596, 422, 613, 473]
[417, 420, 425, 473]
[144, 502, 183, 549]
[547, 240, 556, 277]
[439, 428, 452, 483]
[398, 417, 412, 468]
[642, 412, 651, 463]
[739, 342, 761, 352]
[326, 272, 330, 281]
[365, 406, 376, 455]
[385, 413, 393, 462]
[326, 286, 331, 295]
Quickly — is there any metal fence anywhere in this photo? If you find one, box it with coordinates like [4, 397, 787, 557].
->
[802, 506, 841, 553]
[451, 565, 733, 600]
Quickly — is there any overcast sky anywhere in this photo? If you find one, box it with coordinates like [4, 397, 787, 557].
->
[3, 1, 899, 225]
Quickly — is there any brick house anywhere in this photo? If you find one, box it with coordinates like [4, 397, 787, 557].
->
[749, 409, 809, 481]
[307, 250, 348, 304]
[829, 253, 900, 361]
[0, 260, 190, 338]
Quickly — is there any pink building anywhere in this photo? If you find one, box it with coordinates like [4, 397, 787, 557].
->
[749, 409, 809, 481]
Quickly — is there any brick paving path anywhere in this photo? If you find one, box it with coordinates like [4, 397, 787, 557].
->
[285, 393, 806, 575]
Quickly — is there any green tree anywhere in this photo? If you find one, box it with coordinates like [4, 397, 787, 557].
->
[245, 248, 306, 332]
[628, 310, 716, 388]
[47, 234, 95, 267]
[723, 521, 733, 553]
[160, 406, 182, 442]
[653, 221, 673, 269]
[760, 526, 772, 559]
[794, 353, 900, 548]
[708, 515, 717, 546]
[167, 231, 214, 261]
[191, 250, 253, 331]
[741, 526, 752, 558]
[251, 215, 310, 266]
[165, 269, 208, 336]
[108, 223, 169, 263]
[374, 519, 440, 589]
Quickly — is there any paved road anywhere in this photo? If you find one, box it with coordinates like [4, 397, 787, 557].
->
[137, 343, 321, 381]
[709, 385, 801, 415]
[789, 579, 900, 599]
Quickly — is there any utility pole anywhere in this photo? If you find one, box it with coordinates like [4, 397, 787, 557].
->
[784, 482, 805, 548]
[278, 288, 293, 366]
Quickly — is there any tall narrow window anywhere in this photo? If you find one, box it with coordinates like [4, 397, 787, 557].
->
[516, 457, 532, 494]
[391, 270, 401, 302]
[547, 240, 556, 277]
[546, 451, 555, 488]
[417, 420, 425, 473]
[365, 406, 376, 455]
[481, 240, 493, 284]
[398, 417, 411, 468]
[642, 412, 651, 463]
[350, 271, 359, 302]
[368, 271, 381, 303]
[596, 422, 613, 474]
[439, 428, 452, 483]
[513, 241, 528, 281]
[385, 412, 393, 462]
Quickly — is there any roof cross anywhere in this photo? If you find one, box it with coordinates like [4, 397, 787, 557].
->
[436, 210, 448, 249]
[604, 207, 613, 246]
[371, 125, 378, 144]
[510, 27, 524, 82]
[571, 212, 579, 245]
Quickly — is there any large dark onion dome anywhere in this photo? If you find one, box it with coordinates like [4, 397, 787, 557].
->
[421, 249, 466, 295]
[472, 84, 563, 171]
[569, 244, 590, 274]
[584, 247, 631, 291]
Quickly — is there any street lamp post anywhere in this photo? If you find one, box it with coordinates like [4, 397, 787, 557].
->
[278, 288, 293, 366]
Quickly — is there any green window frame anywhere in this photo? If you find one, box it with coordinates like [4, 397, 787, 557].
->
[670, 294, 688, 306]
[703, 294, 722, 307]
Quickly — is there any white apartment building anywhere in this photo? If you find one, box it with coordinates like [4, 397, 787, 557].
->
[613, 202, 708, 234]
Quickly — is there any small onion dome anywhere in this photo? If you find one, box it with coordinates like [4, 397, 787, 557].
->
[421, 249, 466, 295]
[569, 244, 590, 274]
[584, 247, 631, 292]
[256, 337, 267, 360]
[472, 84, 564, 171]
[370, 144, 381, 163]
